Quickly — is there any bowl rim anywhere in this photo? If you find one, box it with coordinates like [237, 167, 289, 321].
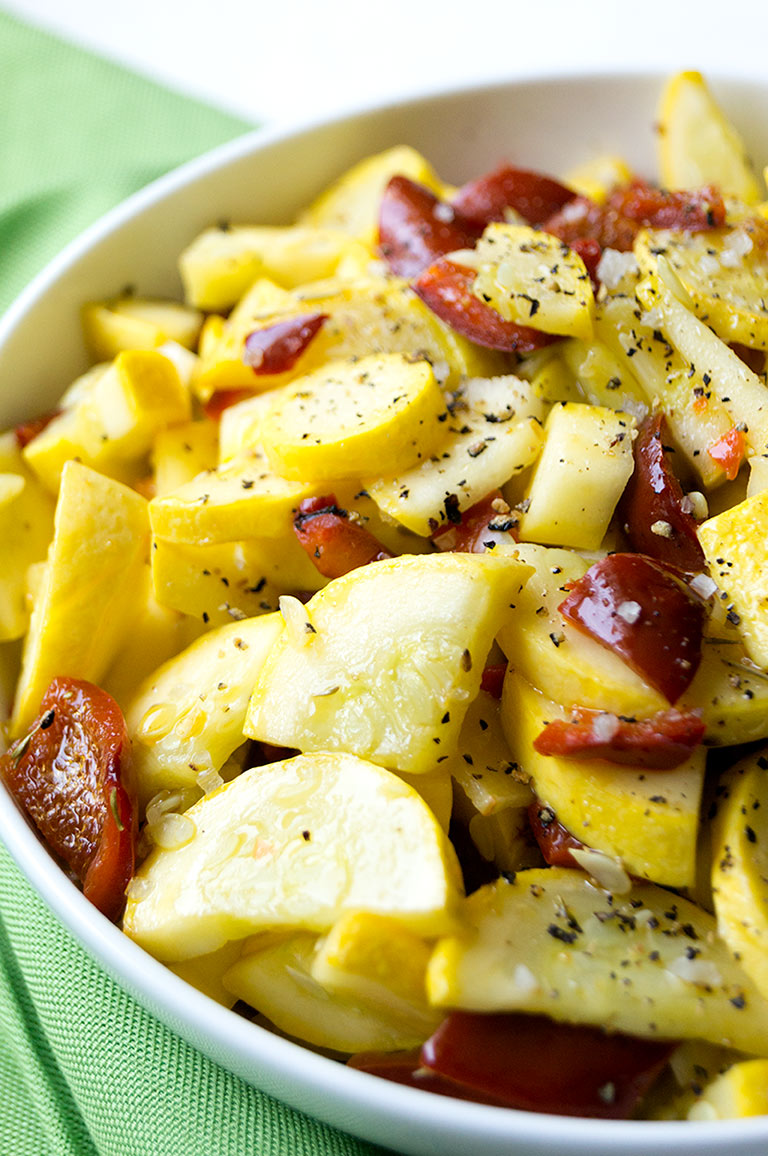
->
[2, 66, 768, 1154]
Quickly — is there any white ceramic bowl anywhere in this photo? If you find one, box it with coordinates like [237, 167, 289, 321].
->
[3, 71, 768, 1156]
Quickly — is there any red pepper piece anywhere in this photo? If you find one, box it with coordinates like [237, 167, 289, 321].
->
[14, 409, 60, 448]
[528, 800, 584, 867]
[378, 177, 482, 278]
[619, 412, 705, 572]
[413, 258, 554, 352]
[480, 663, 507, 700]
[569, 236, 603, 291]
[451, 164, 576, 227]
[202, 388, 255, 421]
[558, 554, 706, 704]
[293, 495, 393, 579]
[431, 489, 519, 553]
[543, 194, 639, 252]
[243, 312, 327, 375]
[0, 677, 136, 922]
[608, 179, 726, 231]
[533, 706, 705, 769]
[347, 1048, 509, 1106]
[707, 426, 746, 481]
[420, 1012, 674, 1118]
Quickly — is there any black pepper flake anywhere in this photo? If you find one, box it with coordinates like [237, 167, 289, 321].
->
[746, 825, 757, 844]
[731, 994, 746, 1009]
[547, 924, 578, 944]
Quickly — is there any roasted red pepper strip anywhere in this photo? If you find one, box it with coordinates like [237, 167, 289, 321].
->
[451, 164, 577, 227]
[243, 312, 327, 375]
[378, 176, 482, 277]
[528, 800, 584, 868]
[533, 706, 705, 769]
[0, 677, 136, 922]
[707, 426, 746, 481]
[608, 179, 726, 230]
[413, 258, 555, 352]
[14, 409, 60, 448]
[559, 554, 706, 704]
[293, 495, 393, 579]
[431, 489, 519, 552]
[419, 1012, 674, 1118]
[619, 412, 705, 572]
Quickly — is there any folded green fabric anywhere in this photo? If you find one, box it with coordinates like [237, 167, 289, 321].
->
[0, 11, 384, 1154]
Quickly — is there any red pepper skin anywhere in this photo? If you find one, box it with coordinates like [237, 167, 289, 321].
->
[707, 426, 746, 481]
[451, 164, 576, 227]
[619, 413, 705, 572]
[533, 706, 705, 769]
[609, 180, 726, 231]
[243, 312, 327, 375]
[558, 554, 706, 704]
[419, 1012, 674, 1118]
[528, 800, 584, 867]
[293, 495, 393, 579]
[378, 177, 482, 278]
[0, 677, 136, 922]
[413, 258, 555, 352]
[431, 490, 518, 553]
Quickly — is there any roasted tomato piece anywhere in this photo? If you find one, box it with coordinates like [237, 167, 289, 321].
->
[348, 1048, 509, 1106]
[15, 409, 60, 448]
[293, 494, 393, 579]
[619, 412, 705, 572]
[528, 800, 584, 867]
[420, 1012, 674, 1118]
[413, 258, 555, 352]
[432, 490, 519, 552]
[542, 194, 639, 252]
[558, 554, 706, 704]
[706, 426, 746, 481]
[1, 677, 136, 921]
[243, 312, 327, 375]
[533, 706, 705, 769]
[608, 179, 726, 231]
[569, 236, 603, 291]
[480, 662, 507, 699]
[378, 177, 482, 277]
[202, 387, 255, 421]
[451, 164, 576, 227]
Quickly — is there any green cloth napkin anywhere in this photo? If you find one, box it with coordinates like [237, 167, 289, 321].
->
[0, 11, 385, 1155]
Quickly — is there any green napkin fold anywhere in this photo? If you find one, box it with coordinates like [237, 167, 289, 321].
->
[0, 11, 384, 1154]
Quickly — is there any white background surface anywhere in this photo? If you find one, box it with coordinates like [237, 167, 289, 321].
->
[4, 0, 768, 127]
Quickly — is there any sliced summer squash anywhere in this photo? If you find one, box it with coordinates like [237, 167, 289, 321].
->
[245, 551, 531, 775]
[427, 867, 768, 1056]
[123, 751, 463, 960]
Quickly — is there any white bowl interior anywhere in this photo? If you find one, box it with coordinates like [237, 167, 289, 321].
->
[3, 71, 768, 1156]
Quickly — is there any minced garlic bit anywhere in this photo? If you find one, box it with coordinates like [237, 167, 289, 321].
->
[650, 519, 674, 538]
[616, 600, 642, 624]
[569, 847, 632, 894]
[279, 593, 316, 645]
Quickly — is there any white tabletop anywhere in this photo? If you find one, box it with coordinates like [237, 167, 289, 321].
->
[3, 0, 767, 127]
